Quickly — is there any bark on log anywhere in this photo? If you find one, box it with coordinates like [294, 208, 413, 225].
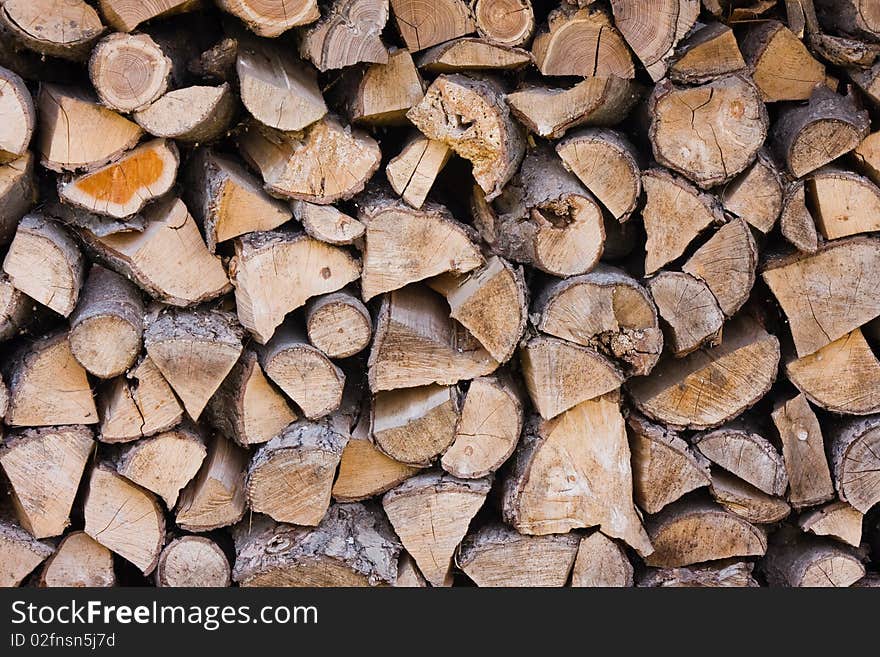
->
[829, 415, 880, 513]
[133, 84, 236, 143]
[668, 22, 746, 84]
[709, 470, 791, 524]
[764, 530, 865, 587]
[693, 425, 788, 496]
[0, 520, 54, 587]
[293, 201, 365, 245]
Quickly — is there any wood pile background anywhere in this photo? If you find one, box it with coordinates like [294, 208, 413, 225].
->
[1, 0, 880, 588]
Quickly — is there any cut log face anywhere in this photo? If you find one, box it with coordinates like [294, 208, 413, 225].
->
[627, 412, 710, 514]
[216, 0, 319, 37]
[231, 230, 360, 343]
[741, 20, 826, 102]
[787, 328, 880, 416]
[647, 271, 724, 356]
[628, 315, 780, 430]
[771, 394, 834, 509]
[418, 38, 531, 73]
[83, 463, 165, 574]
[799, 501, 863, 548]
[69, 265, 143, 379]
[3, 214, 84, 316]
[506, 77, 642, 140]
[830, 416, 880, 513]
[0, 152, 37, 246]
[668, 22, 746, 84]
[762, 238, 880, 357]
[1, 0, 103, 61]
[807, 168, 880, 239]
[471, 0, 534, 47]
[0, 66, 35, 164]
[570, 532, 634, 588]
[458, 524, 579, 587]
[502, 393, 652, 556]
[532, 7, 634, 78]
[133, 84, 236, 144]
[233, 504, 401, 586]
[359, 195, 481, 300]
[385, 134, 451, 209]
[0, 521, 54, 587]
[89, 33, 171, 112]
[305, 291, 372, 359]
[117, 425, 208, 508]
[764, 533, 865, 587]
[709, 470, 791, 524]
[383, 471, 491, 587]
[645, 500, 767, 567]
[97, 0, 198, 32]
[81, 196, 231, 306]
[0, 273, 32, 342]
[39, 531, 116, 588]
[176, 434, 249, 532]
[407, 74, 524, 201]
[372, 384, 459, 466]
[534, 266, 663, 376]
[294, 201, 365, 245]
[649, 75, 768, 189]
[6, 332, 98, 427]
[157, 536, 231, 587]
[0, 426, 94, 538]
[638, 561, 759, 587]
[247, 421, 348, 526]
[390, 0, 474, 52]
[721, 150, 783, 234]
[641, 168, 724, 275]
[395, 552, 426, 587]
[779, 181, 818, 254]
[694, 426, 788, 496]
[348, 49, 424, 125]
[441, 374, 523, 479]
[144, 308, 244, 420]
[37, 84, 143, 173]
[239, 116, 381, 204]
[854, 131, 880, 186]
[300, 0, 388, 71]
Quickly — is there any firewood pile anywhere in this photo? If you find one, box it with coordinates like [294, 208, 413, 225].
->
[1, 0, 880, 589]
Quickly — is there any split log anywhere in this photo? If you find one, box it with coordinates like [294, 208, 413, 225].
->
[779, 181, 818, 253]
[640, 168, 724, 275]
[144, 308, 244, 420]
[156, 536, 230, 587]
[43, 199, 145, 237]
[645, 500, 767, 567]
[0, 152, 37, 245]
[829, 415, 880, 513]
[532, 7, 633, 78]
[383, 472, 491, 587]
[418, 38, 531, 72]
[741, 20, 826, 102]
[216, 0, 319, 37]
[293, 201, 365, 245]
[441, 374, 523, 479]
[709, 470, 791, 524]
[116, 425, 208, 507]
[83, 463, 165, 574]
[807, 168, 880, 239]
[533, 265, 663, 376]
[133, 84, 235, 143]
[628, 315, 780, 430]
[390, 0, 474, 52]
[0, 273, 31, 341]
[0, 0, 103, 61]
[506, 77, 642, 139]
[720, 150, 783, 234]
[471, 0, 534, 47]
[258, 324, 346, 419]
[39, 532, 115, 587]
[305, 291, 372, 359]
[3, 214, 84, 316]
[764, 532, 865, 587]
[97, 0, 198, 32]
[570, 532, 634, 588]
[0, 426, 94, 538]
[814, 0, 880, 42]
[519, 335, 624, 420]
[786, 328, 880, 415]
[771, 393, 834, 509]
[0, 521, 53, 587]
[610, 0, 700, 81]
[394, 552, 426, 587]
[649, 75, 769, 189]
[176, 434, 249, 532]
[89, 33, 171, 112]
[5, 332, 98, 427]
[36, 84, 143, 172]
[502, 393, 652, 556]
[359, 195, 481, 300]
[639, 561, 759, 587]
[98, 355, 183, 443]
[0, 66, 34, 164]
[372, 384, 459, 466]
[855, 131, 880, 186]
[81, 196, 231, 306]
[230, 230, 360, 343]
[232, 504, 400, 586]
[555, 128, 641, 222]
[810, 32, 880, 67]
[239, 117, 381, 204]
[385, 134, 451, 209]
[772, 86, 870, 178]
[300, 0, 388, 71]
[458, 524, 579, 587]
[236, 40, 326, 132]
[346, 48, 424, 125]
[487, 145, 605, 277]
[407, 74, 524, 201]
[668, 22, 746, 84]
[694, 425, 788, 496]
[799, 501, 863, 547]
[188, 37, 238, 81]
[69, 265, 143, 379]
[762, 238, 880, 357]
[647, 271, 724, 356]
[247, 420, 348, 526]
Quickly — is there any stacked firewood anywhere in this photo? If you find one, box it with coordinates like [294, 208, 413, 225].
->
[1, 0, 880, 588]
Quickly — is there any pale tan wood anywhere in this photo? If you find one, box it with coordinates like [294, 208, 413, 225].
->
[780, 181, 818, 253]
[84, 463, 165, 574]
[385, 134, 451, 209]
[639, 561, 759, 587]
[217, 0, 319, 37]
[418, 37, 531, 72]
[721, 150, 783, 234]
[854, 130, 880, 186]
[471, 0, 533, 47]
[0, 272, 31, 341]
[372, 384, 459, 466]
[133, 84, 235, 143]
[0, 66, 34, 164]
[390, 0, 474, 52]
[0, 152, 37, 245]
[799, 501, 863, 548]
[502, 392, 652, 556]
[764, 531, 865, 587]
[98, 0, 199, 32]
[709, 470, 791, 524]
[807, 167, 880, 239]
[39, 532, 115, 587]
[300, 0, 388, 71]
[668, 22, 746, 84]
[1, 0, 103, 61]
[570, 532, 634, 588]
[0, 520, 54, 587]
[383, 472, 490, 587]
[741, 20, 826, 101]
[0, 426, 94, 538]
[157, 536, 230, 587]
[305, 291, 372, 359]
[347, 48, 424, 125]
[647, 271, 723, 356]
[830, 416, 880, 513]
[293, 201, 365, 245]
[694, 425, 788, 496]
[394, 552, 426, 586]
[89, 33, 170, 112]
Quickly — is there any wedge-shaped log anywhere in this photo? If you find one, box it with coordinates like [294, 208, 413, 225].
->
[709, 471, 791, 524]
[741, 20, 826, 102]
[668, 22, 746, 84]
[0, 66, 35, 163]
[647, 271, 723, 356]
[764, 531, 864, 587]
[694, 426, 788, 496]
[418, 38, 531, 72]
[39, 532, 115, 588]
[807, 168, 880, 239]
[346, 49, 424, 125]
[0, 521, 53, 587]
[610, 0, 698, 81]
[799, 501, 863, 548]
[133, 84, 236, 143]
[372, 384, 459, 466]
[721, 150, 783, 234]
[293, 201, 365, 245]
[570, 532, 634, 588]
